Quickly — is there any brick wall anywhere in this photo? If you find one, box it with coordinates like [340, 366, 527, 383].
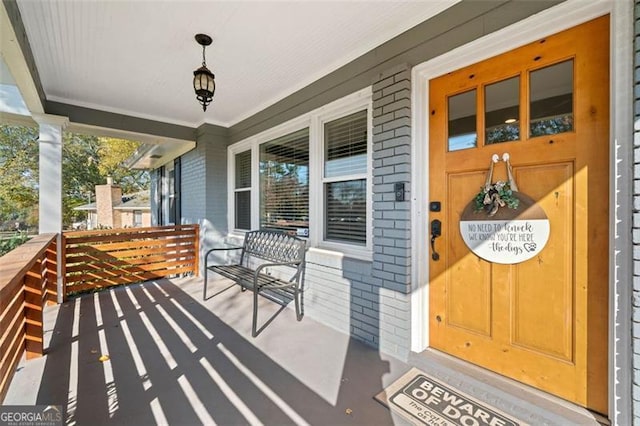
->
[370, 63, 413, 356]
[299, 64, 413, 358]
[95, 182, 122, 228]
[181, 126, 230, 274]
[181, 144, 207, 222]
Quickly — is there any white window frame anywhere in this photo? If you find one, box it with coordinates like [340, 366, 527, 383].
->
[133, 210, 142, 227]
[312, 98, 373, 258]
[228, 141, 254, 232]
[160, 160, 175, 226]
[227, 88, 373, 260]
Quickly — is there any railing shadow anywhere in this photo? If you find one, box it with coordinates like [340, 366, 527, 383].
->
[33, 278, 400, 425]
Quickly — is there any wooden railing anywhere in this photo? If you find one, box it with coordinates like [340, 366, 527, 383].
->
[0, 225, 198, 401]
[63, 224, 199, 296]
[0, 233, 57, 402]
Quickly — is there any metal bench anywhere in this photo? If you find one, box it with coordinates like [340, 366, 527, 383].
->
[204, 230, 307, 337]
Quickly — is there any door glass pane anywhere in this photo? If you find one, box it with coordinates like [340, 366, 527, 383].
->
[485, 76, 520, 144]
[448, 89, 477, 151]
[530, 60, 574, 137]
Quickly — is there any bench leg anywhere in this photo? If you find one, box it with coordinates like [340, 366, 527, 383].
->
[252, 288, 259, 337]
[203, 267, 208, 300]
[294, 287, 303, 321]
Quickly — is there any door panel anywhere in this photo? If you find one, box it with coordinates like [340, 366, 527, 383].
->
[511, 163, 573, 361]
[446, 172, 492, 336]
[428, 16, 609, 413]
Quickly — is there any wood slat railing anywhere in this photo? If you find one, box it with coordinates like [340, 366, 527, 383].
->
[0, 233, 57, 402]
[63, 224, 199, 296]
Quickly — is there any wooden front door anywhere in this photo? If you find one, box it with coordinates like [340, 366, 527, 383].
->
[428, 16, 609, 413]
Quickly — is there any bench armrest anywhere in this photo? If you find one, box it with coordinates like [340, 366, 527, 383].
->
[253, 260, 304, 288]
[205, 246, 243, 267]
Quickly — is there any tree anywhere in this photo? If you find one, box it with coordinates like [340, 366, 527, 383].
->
[97, 138, 150, 194]
[0, 124, 149, 230]
[0, 125, 39, 228]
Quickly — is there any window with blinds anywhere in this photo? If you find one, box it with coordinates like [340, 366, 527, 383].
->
[259, 128, 309, 236]
[323, 110, 367, 245]
[235, 150, 251, 230]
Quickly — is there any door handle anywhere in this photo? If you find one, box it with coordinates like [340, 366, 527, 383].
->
[430, 219, 441, 261]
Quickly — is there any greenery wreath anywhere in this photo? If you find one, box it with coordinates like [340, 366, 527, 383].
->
[474, 181, 520, 215]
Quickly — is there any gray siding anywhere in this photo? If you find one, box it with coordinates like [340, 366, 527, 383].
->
[634, 1, 640, 421]
[229, 1, 563, 143]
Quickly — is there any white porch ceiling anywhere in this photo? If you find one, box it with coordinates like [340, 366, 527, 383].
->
[15, 1, 458, 129]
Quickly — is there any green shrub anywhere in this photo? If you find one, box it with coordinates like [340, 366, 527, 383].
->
[0, 232, 31, 257]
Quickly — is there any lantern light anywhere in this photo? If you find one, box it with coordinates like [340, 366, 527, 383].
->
[193, 34, 215, 111]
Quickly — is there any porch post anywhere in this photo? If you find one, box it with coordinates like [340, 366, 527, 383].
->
[32, 113, 68, 303]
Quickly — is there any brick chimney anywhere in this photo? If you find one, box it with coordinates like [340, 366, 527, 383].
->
[95, 177, 122, 228]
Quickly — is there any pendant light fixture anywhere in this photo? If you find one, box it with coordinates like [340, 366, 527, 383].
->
[193, 34, 215, 111]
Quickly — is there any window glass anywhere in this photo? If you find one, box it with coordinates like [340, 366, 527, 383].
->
[235, 150, 252, 189]
[485, 76, 520, 144]
[530, 60, 574, 137]
[323, 110, 368, 245]
[259, 129, 309, 236]
[325, 180, 366, 245]
[168, 169, 176, 224]
[325, 110, 367, 178]
[134, 210, 142, 227]
[235, 191, 251, 230]
[234, 150, 251, 230]
[448, 89, 477, 151]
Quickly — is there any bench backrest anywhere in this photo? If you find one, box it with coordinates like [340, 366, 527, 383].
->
[241, 230, 306, 266]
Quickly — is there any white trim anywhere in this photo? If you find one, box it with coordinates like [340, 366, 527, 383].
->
[610, 1, 634, 425]
[32, 113, 69, 128]
[226, 87, 373, 260]
[161, 160, 175, 226]
[227, 144, 253, 234]
[0, 3, 44, 114]
[410, 0, 628, 423]
[316, 98, 373, 256]
[46, 95, 226, 129]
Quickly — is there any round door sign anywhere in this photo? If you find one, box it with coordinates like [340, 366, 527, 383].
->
[459, 192, 550, 264]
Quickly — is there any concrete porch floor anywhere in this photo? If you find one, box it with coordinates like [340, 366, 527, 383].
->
[5, 277, 602, 425]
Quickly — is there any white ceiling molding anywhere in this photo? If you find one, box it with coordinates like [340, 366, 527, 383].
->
[0, 2, 44, 114]
[14, 0, 459, 128]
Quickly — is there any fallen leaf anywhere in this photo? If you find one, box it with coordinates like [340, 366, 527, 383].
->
[345, 409, 353, 416]
[98, 354, 110, 362]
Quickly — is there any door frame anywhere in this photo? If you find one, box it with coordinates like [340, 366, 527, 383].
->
[409, 0, 633, 423]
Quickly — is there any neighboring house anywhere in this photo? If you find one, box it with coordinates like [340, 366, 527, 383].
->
[1, 1, 638, 423]
[74, 178, 151, 229]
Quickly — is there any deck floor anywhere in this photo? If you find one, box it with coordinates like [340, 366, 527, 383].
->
[5, 277, 411, 425]
[5, 276, 602, 425]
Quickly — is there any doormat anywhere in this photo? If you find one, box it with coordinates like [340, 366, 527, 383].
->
[375, 368, 526, 426]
